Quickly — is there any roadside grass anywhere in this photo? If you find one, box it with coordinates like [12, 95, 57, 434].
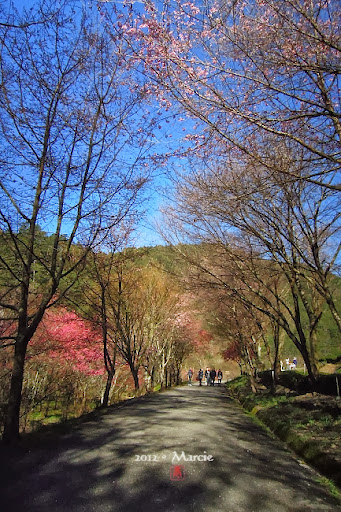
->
[226, 376, 341, 499]
[21, 399, 99, 434]
[17, 390, 147, 435]
[316, 476, 341, 500]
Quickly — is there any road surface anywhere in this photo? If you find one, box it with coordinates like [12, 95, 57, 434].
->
[1, 384, 340, 511]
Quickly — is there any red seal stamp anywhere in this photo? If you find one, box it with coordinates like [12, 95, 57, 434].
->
[170, 465, 185, 481]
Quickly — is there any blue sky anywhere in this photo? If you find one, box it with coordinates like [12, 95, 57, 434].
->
[2, 0, 184, 248]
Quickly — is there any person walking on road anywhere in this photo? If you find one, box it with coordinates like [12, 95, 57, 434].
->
[205, 368, 211, 386]
[210, 368, 217, 386]
[198, 368, 204, 386]
[187, 368, 193, 385]
[217, 369, 223, 385]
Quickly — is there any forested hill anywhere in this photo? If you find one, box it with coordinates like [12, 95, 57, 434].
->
[0, 231, 340, 439]
[136, 243, 341, 365]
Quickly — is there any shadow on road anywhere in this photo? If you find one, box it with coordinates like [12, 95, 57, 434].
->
[1, 386, 339, 511]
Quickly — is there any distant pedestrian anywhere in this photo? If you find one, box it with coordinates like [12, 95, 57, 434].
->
[198, 368, 204, 386]
[293, 357, 297, 368]
[217, 369, 223, 385]
[187, 368, 193, 385]
[205, 368, 211, 386]
[210, 368, 216, 386]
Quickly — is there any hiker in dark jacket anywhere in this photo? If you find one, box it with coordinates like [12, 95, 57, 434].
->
[210, 368, 216, 386]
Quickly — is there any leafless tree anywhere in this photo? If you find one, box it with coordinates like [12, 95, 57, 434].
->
[74, 229, 135, 408]
[112, 262, 179, 391]
[161, 148, 340, 386]
[0, 0, 155, 442]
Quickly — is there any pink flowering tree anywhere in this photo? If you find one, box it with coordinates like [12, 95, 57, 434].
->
[121, 0, 340, 190]
[0, 0, 158, 442]
[112, 0, 340, 387]
[32, 308, 104, 377]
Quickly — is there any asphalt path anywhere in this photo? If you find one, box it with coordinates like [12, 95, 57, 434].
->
[1, 384, 340, 512]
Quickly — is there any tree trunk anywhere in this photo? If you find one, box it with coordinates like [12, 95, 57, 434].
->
[325, 294, 341, 334]
[150, 366, 155, 390]
[249, 370, 258, 394]
[308, 328, 319, 382]
[300, 344, 318, 389]
[131, 368, 139, 390]
[176, 366, 181, 385]
[272, 322, 280, 390]
[3, 336, 28, 443]
[102, 371, 115, 408]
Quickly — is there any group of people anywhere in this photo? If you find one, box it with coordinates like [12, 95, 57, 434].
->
[280, 357, 298, 371]
[187, 368, 223, 386]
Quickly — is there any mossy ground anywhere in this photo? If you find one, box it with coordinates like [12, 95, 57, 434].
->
[226, 376, 341, 497]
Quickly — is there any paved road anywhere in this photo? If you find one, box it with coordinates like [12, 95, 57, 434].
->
[1, 385, 340, 512]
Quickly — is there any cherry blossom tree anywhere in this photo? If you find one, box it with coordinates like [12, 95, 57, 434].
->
[0, 0, 155, 442]
[32, 308, 103, 377]
[12, 306, 105, 431]
[126, 0, 341, 190]
[161, 152, 341, 385]
[221, 307, 261, 393]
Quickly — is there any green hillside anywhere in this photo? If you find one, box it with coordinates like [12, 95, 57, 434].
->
[138, 243, 341, 367]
